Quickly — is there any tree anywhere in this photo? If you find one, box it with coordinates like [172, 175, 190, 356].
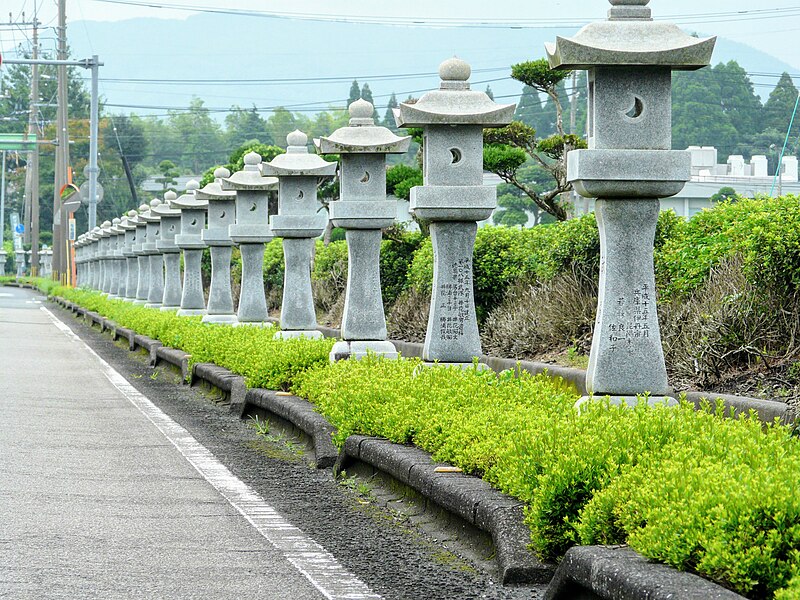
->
[714, 61, 763, 139]
[763, 73, 800, 145]
[266, 107, 300, 148]
[485, 85, 494, 101]
[672, 67, 739, 160]
[167, 97, 225, 173]
[383, 93, 399, 131]
[710, 186, 739, 203]
[155, 160, 180, 192]
[224, 105, 272, 148]
[348, 80, 361, 106]
[482, 59, 587, 222]
[360, 83, 380, 120]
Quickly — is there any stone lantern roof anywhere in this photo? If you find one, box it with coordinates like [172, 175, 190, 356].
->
[140, 199, 163, 222]
[89, 226, 102, 240]
[99, 220, 113, 236]
[222, 153, 278, 190]
[168, 181, 208, 210]
[152, 199, 181, 218]
[261, 131, 337, 177]
[395, 57, 515, 127]
[120, 210, 138, 229]
[546, 0, 715, 70]
[197, 167, 237, 201]
[317, 99, 411, 154]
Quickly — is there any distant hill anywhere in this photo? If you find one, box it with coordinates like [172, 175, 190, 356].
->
[67, 13, 798, 118]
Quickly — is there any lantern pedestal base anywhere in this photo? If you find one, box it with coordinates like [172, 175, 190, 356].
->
[202, 313, 238, 325]
[177, 308, 206, 317]
[329, 340, 398, 363]
[274, 330, 323, 341]
[576, 395, 677, 410]
[414, 361, 491, 373]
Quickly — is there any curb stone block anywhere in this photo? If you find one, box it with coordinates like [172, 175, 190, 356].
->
[544, 545, 747, 600]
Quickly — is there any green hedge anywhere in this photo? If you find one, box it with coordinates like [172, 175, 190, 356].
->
[53, 287, 333, 390]
[294, 357, 800, 599]
[657, 196, 800, 299]
[39, 282, 800, 598]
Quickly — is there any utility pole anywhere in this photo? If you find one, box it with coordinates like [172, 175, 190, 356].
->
[52, 0, 70, 280]
[22, 16, 40, 259]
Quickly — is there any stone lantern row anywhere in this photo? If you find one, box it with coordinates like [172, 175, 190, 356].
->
[1, 246, 52, 277]
[74, 0, 715, 402]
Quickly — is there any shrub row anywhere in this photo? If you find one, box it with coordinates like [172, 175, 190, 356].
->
[43, 283, 800, 598]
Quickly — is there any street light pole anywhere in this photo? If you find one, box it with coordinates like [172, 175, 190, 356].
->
[88, 55, 100, 231]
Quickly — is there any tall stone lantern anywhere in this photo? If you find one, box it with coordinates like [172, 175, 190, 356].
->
[172, 182, 208, 317]
[89, 227, 102, 290]
[317, 99, 411, 361]
[153, 200, 183, 311]
[141, 199, 165, 309]
[199, 167, 238, 325]
[121, 210, 139, 301]
[132, 204, 151, 305]
[222, 152, 278, 327]
[395, 58, 515, 366]
[263, 130, 337, 340]
[547, 0, 715, 404]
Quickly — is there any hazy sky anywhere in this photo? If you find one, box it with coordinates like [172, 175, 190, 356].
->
[2, 0, 799, 70]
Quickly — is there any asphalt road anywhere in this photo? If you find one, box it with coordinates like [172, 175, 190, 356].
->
[0, 286, 543, 599]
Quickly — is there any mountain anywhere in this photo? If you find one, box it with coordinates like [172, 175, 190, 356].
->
[66, 13, 798, 118]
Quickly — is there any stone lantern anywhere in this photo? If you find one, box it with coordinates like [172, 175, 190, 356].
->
[317, 98, 411, 361]
[71, 241, 81, 283]
[14, 248, 25, 278]
[121, 210, 139, 301]
[141, 199, 164, 309]
[152, 200, 183, 311]
[395, 58, 515, 366]
[98, 220, 113, 293]
[172, 182, 208, 316]
[0, 247, 6, 277]
[222, 152, 278, 327]
[132, 204, 151, 305]
[262, 130, 337, 340]
[108, 218, 125, 298]
[198, 167, 238, 325]
[547, 0, 715, 404]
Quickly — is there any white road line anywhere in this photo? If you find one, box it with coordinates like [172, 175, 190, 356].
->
[41, 305, 381, 600]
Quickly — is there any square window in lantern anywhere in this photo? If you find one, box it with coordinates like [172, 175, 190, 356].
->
[424, 125, 484, 186]
[591, 67, 672, 151]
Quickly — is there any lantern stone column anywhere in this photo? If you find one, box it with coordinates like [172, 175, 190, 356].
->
[318, 99, 411, 361]
[132, 204, 151, 305]
[108, 218, 125, 298]
[173, 181, 208, 317]
[89, 228, 101, 290]
[396, 58, 515, 367]
[121, 210, 139, 301]
[221, 152, 277, 327]
[98, 221, 113, 293]
[263, 131, 336, 340]
[0, 249, 6, 276]
[547, 0, 715, 405]
[153, 198, 183, 311]
[142, 199, 165, 309]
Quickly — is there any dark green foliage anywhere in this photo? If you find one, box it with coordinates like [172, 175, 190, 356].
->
[379, 232, 424, 305]
[386, 164, 423, 200]
[763, 73, 800, 142]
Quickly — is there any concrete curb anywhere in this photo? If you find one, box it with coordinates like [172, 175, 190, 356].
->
[131, 334, 162, 365]
[336, 435, 554, 585]
[244, 389, 339, 469]
[544, 545, 747, 600]
[190, 363, 246, 408]
[154, 346, 192, 381]
[684, 390, 791, 424]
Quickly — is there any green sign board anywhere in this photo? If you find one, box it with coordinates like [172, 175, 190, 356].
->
[0, 133, 37, 151]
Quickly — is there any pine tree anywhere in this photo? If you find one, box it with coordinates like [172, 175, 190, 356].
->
[360, 83, 379, 120]
[347, 80, 361, 107]
[485, 85, 494, 100]
[763, 73, 800, 143]
[383, 92, 399, 131]
[514, 85, 545, 132]
[714, 61, 763, 139]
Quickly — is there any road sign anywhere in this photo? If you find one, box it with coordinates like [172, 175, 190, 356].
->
[14, 223, 24, 235]
[68, 218, 76, 241]
[0, 133, 37, 152]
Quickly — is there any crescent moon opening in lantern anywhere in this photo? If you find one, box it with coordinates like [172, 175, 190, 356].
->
[190, 218, 197, 226]
[249, 202, 257, 212]
[449, 148, 462, 164]
[219, 210, 226, 219]
[624, 96, 645, 120]
[297, 190, 304, 200]
[360, 171, 370, 183]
